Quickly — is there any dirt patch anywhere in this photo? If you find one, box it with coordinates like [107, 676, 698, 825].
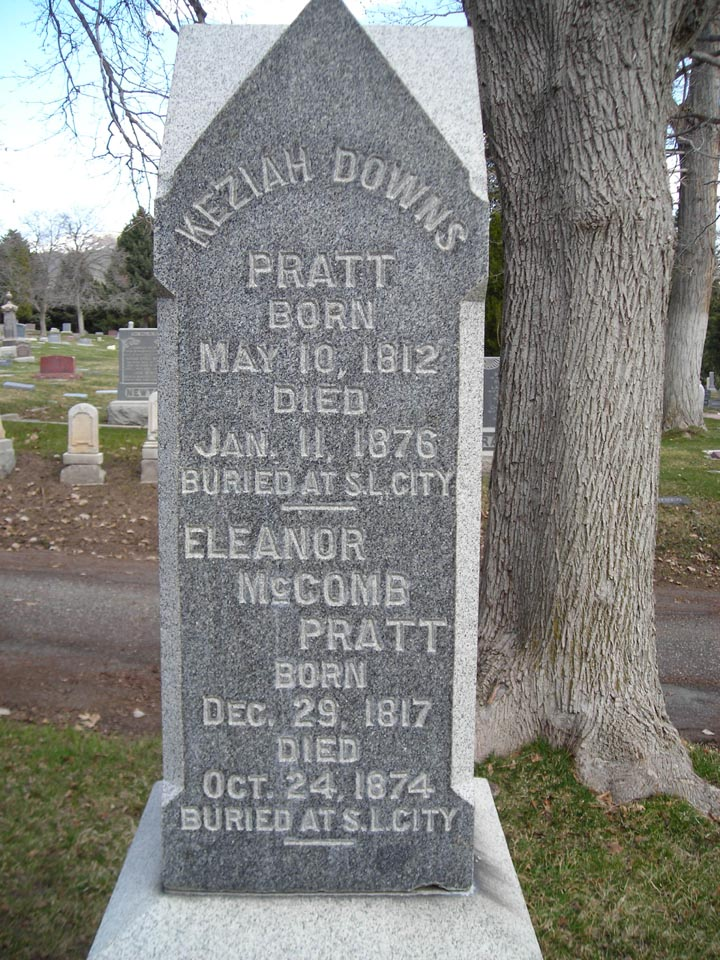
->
[1, 451, 158, 561]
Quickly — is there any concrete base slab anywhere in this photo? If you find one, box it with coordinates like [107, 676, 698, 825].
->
[88, 779, 542, 959]
[107, 400, 149, 427]
[60, 464, 106, 485]
[0, 439, 15, 478]
[140, 458, 158, 484]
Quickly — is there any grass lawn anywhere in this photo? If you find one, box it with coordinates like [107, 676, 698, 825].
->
[0, 720, 717, 959]
[1, 336, 122, 424]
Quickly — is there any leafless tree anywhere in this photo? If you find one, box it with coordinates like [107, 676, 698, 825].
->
[33, 0, 208, 195]
[23, 212, 67, 337]
[464, 0, 720, 815]
[664, 22, 720, 432]
[53, 212, 114, 335]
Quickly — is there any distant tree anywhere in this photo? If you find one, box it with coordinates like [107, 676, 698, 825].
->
[663, 21, 720, 431]
[703, 279, 720, 377]
[0, 230, 34, 321]
[54, 213, 112, 336]
[23, 213, 67, 337]
[103, 208, 156, 325]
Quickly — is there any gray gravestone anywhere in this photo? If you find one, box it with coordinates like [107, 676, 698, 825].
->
[89, 4, 541, 958]
[117, 328, 158, 401]
[156, 0, 485, 897]
[62, 322, 72, 333]
[107, 327, 158, 425]
[482, 356, 500, 451]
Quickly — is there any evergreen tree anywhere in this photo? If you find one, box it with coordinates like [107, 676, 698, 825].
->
[0, 230, 34, 321]
[702, 281, 720, 379]
[105, 208, 156, 326]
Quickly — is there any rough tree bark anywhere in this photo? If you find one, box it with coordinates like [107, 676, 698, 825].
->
[463, 0, 720, 813]
[663, 21, 720, 432]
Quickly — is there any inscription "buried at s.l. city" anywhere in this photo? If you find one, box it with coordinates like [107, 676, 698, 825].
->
[175, 145, 469, 253]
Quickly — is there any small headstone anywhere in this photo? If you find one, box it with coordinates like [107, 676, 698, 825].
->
[38, 355, 78, 379]
[77, 337, 93, 346]
[24, 323, 36, 334]
[2, 293, 18, 344]
[0, 414, 15, 479]
[60, 403, 105, 485]
[62, 322, 73, 334]
[15, 324, 26, 339]
[658, 496, 691, 506]
[482, 357, 500, 451]
[47, 332, 62, 344]
[15, 344, 32, 359]
[708, 371, 716, 392]
[140, 390, 158, 484]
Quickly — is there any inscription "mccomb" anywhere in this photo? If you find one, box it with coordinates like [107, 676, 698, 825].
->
[238, 570, 410, 607]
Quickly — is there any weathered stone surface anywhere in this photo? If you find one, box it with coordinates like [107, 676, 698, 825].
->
[155, 0, 487, 896]
[61, 403, 105, 485]
[141, 391, 159, 484]
[38, 355, 77, 379]
[107, 400, 149, 426]
[87, 780, 542, 960]
[117, 328, 158, 401]
[0, 425, 15, 478]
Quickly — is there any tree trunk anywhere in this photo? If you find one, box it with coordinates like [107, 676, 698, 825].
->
[38, 297, 48, 339]
[663, 22, 720, 432]
[75, 292, 86, 336]
[464, 0, 720, 813]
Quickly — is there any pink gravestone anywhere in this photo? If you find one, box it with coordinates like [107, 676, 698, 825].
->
[38, 355, 78, 379]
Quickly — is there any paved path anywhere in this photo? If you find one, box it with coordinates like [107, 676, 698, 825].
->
[0, 551, 718, 742]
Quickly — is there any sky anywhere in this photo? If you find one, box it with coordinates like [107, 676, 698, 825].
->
[0, 0, 466, 239]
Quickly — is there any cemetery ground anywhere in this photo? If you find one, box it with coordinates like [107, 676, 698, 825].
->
[1, 339, 719, 958]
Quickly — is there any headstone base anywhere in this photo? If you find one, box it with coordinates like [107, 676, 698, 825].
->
[140, 443, 158, 484]
[88, 779, 542, 960]
[0, 438, 15, 478]
[60, 463, 106, 485]
[107, 400, 149, 427]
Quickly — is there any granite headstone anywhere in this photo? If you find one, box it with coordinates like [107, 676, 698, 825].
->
[88, 4, 541, 958]
[117, 328, 158, 400]
[155, 0, 486, 897]
[107, 327, 158, 425]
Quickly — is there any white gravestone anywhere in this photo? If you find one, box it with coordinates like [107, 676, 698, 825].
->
[60, 403, 106, 486]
